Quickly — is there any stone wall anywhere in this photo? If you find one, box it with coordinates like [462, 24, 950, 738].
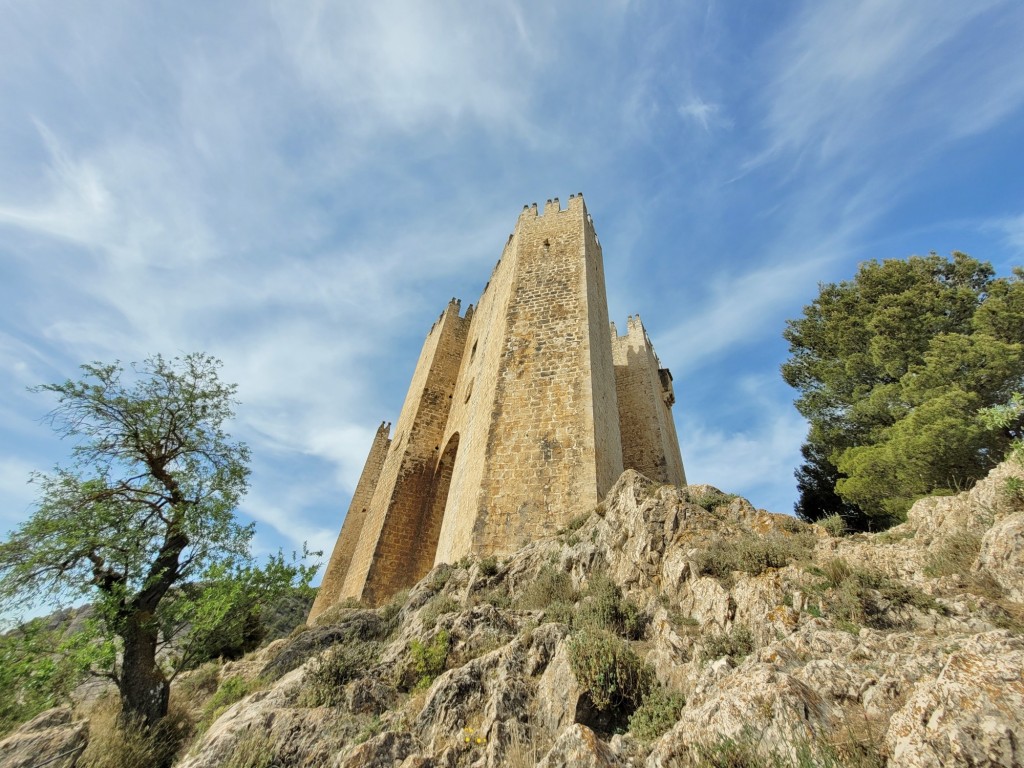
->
[611, 316, 687, 485]
[340, 300, 470, 604]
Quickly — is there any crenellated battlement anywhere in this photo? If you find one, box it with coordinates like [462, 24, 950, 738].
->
[427, 297, 474, 335]
[519, 192, 588, 220]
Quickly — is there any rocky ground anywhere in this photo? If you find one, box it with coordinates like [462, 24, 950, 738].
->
[3, 461, 1023, 768]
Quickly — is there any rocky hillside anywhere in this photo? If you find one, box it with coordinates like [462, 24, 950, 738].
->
[4, 462, 1024, 768]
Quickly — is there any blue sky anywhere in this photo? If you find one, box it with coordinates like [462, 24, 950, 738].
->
[2, 1, 1023, 581]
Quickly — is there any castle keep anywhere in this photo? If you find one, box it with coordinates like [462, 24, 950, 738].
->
[309, 194, 685, 619]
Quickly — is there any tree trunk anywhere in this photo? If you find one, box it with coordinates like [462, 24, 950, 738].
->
[119, 615, 169, 726]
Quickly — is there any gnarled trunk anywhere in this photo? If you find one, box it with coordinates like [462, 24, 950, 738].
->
[119, 615, 169, 726]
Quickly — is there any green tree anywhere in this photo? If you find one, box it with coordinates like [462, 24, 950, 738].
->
[783, 254, 1024, 528]
[0, 354, 316, 726]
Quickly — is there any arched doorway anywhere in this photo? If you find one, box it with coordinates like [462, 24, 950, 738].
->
[415, 433, 459, 578]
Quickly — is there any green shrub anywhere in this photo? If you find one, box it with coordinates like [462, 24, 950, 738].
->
[542, 600, 576, 625]
[378, 588, 410, 629]
[700, 626, 755, 662]
[428, 564, 454, 591]
[696, 531, 813, 583]
[478, 556, 500, 577]
[575, 572, 647, 639]
[479, 586, 513, 609]
[688, 488, 738, 511]
[420, 594, 461, 628]
[629, 686, 685, 742]
[559, 513, 590, 535]
[408, 629, 450, 689]
[566, 630, 653, 713]
[300, 641, 381, 707]
[818, 514, 847, 538]
[818, 559, 941, 631]
[517, 565, 577, 611]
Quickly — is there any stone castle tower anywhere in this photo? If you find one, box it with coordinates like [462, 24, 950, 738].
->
[309, 194, 685, 619]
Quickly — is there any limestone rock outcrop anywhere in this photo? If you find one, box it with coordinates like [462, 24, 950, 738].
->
[169, 460, 1024, 766]
[0, 707, 87, 768]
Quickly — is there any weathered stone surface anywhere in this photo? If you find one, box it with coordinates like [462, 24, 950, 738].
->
[648, 666, 834, 767]
[978, 513, 1024, 600]
[335, 732, 420, 768]
[0, 708, 87, 768]
[175, 460, 1024, 768]
[886, 632, 1024, 768]
[536, 639, 583, 734]
[538, 724, 622, 768]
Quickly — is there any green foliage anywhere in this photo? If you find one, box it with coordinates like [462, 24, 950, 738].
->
[574, 572, 648, 639]
[566, 629, 653, 714]
[696, 530, 813, 583]
[783, 255, 1024, 528]
[558, 512, 590, 535]
[0, 355, 317, 725]
[0, 618, 84, 735]
[700, 626, 755, 662]
[516, 565, 577, 614]
[628, 685, 685, 742]
[817, 559, 941, 631]
[817, 514, 847, 538]
[428, 564, 454, 591]
[979, 392, 1024, 499]
[378, 588, 411, 628]
[408, 629, 450, 689]
[478, 556, 500, 577]
[688, 488, 739, 511]
[300, 641, 381, 707]
[420, 594, 460, 628]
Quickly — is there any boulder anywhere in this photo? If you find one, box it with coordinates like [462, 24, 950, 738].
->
[0, 708, 87, 768]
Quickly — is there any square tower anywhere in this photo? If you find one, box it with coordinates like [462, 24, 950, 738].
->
[309, 195, 685, 617]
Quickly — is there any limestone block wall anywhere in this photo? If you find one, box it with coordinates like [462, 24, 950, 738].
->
[468, 196, 618, 561]
[307, 421, 391, 622]
[339, 299, 470, 604]
[432, 238, 520, 563]
[611, 315, 687, 485]
[583, 209, 625, 498]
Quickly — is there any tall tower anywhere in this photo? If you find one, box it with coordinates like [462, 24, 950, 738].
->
[310, 195, 685, 617]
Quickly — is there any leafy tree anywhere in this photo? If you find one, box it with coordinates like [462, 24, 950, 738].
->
[783, 254, 1024, 528]
[0, 354, 316, 726]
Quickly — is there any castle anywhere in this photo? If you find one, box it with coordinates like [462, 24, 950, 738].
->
[309, 194, 685, 619]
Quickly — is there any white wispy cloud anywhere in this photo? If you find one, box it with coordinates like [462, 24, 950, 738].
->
[1, 0, 1022, 566]
[678, 97, 729, 133]
[751, 1, 1024, 175]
